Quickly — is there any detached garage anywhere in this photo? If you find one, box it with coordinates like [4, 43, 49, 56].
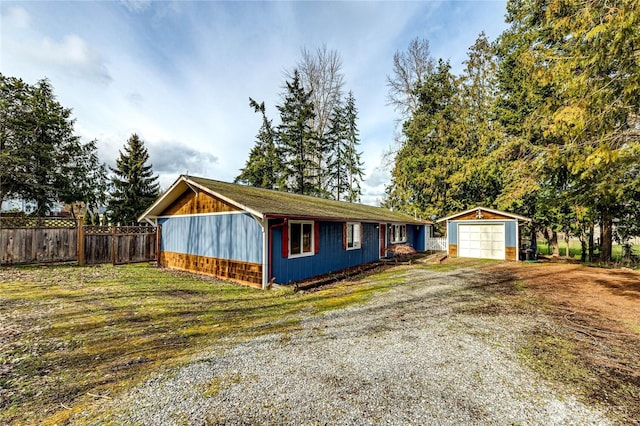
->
[438, 207, 531, 261]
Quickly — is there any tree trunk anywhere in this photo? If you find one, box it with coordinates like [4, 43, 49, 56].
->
[565, 233, 570, 258]
[543, 228, 550, 254]
[530, 227, 537, 253]
[550, 229, 560, 257]
[601, 209, 613, 262]
[588, 222, 595, 262]
[580, 230, 587, 262]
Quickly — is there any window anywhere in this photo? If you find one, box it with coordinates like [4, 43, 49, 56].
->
[390, 224, 407, 243]
[346, 222, 361, 250]
[289, 221, 314, 257]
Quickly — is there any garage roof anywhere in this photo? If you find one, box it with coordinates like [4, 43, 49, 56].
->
[436, 206, 531, 222]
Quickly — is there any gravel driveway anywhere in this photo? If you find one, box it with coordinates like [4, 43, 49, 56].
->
[116, 266, 610, 425]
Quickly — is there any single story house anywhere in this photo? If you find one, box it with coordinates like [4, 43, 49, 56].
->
[138, 175, 432, 289]
[437, 207, 531, 261]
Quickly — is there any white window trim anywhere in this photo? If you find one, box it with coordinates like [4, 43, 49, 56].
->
[390, 224, 407, 244]
[346, 222, 361, 250]
[288, 220, 315, 258]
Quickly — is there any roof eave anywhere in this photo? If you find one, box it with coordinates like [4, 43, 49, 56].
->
[137, 175, 189, 223]
[436, 206, 532, 223]
[263, 213, 429, 225]
[137, 175, 266, 223]
[184, 177, 265, 219]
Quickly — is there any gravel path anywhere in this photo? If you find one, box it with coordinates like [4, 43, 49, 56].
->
[115, 266, 610, 425]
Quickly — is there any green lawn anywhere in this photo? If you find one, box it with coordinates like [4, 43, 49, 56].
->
[0, 263, 406, 425]
[535, 241, 640, 261]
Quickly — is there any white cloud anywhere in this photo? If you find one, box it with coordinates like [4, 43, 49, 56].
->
[1, 1, 509, 208]
[3, 22, 112, 86]
[36, 34, 112, 85]
[3, 5, 31, 28]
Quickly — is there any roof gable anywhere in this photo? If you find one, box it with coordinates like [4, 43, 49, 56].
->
[139, 175, 428, 224]
[437, 207, 531, 222]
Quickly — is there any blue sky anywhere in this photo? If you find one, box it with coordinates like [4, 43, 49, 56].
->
[1, 0, 508, 205]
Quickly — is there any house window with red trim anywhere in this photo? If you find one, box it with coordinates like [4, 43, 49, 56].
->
[390, 224, 407, 243]
[346, 222, 361, 250]
[289, 220, 314, 257]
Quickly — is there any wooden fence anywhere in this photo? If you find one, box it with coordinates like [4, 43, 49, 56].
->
[0, 217, 157, 266]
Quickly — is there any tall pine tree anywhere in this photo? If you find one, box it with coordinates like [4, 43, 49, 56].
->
[108, 134, 159, 225]
[325, 100, 349, 200]
[235, 98, 281, 189]
[276, 70, 319, 196]
[342, 91, 364, 202]
[323, 91, 365, 202]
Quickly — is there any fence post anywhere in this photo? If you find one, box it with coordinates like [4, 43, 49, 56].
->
[111, 225, 116, 265]
[77, 217, 85, 266]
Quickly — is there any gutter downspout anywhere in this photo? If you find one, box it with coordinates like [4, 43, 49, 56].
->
[515, 219, 520, 262]
[261, 217, 268, 290]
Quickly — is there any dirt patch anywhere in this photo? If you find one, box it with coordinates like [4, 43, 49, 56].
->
[487, 261, 640, 424]
[492, 262, 639, 331]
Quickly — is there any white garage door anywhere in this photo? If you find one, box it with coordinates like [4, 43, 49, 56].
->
[458, 224, 505, 260]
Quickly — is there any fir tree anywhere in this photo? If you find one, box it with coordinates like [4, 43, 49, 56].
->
[385, 60, 459, 218]
[276, 70, 318, 195]
[343, 91, 364, 202]
[108, 134, 159, 225]
[235, 98, 282, 189]
[325, 100, 349, 200]
[0, 75, 107, 215]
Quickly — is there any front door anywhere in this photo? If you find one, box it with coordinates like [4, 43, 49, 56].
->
[379, 224, 387, 258]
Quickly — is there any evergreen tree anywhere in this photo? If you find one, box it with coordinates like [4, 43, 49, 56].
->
[0, 75, 30, 209]
[108, 134, 159, 225]
[342, 91, 364, 202]
[288, 46, 345, 195]
[235, 98, 282, 189]
[494, 0, 640, 260]
[448, 32, 503, 212]
[0, 75, 107, 215]
[385, 60, 460, 218]
[325, 100, 349, 200]
[325, 92, 364, 202]
[541, 0, 640, 261]
[276, 70, 319, 196]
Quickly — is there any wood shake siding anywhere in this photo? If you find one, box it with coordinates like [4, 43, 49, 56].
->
[163, 191, 239, 216]
[160, 251, 262, 287]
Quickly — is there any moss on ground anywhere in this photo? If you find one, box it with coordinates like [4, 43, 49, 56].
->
[0, 263, 405, 425]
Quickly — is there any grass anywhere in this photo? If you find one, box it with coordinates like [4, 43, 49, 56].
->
[518, 329, 589, 386]
[517, 323, 640, 424]
[0, 263, 406, 425]
[536, 241, 640, 261]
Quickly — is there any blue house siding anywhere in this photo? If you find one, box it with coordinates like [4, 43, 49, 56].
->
[447, 222, 458, 246]
[407, 224, 426, 251]
[271, 221, 380, 283]
[159, 213, 263, 264]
